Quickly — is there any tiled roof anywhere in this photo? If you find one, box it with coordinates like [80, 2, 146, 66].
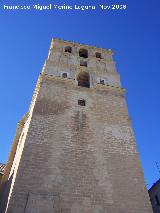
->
[0, 163, 6, 174]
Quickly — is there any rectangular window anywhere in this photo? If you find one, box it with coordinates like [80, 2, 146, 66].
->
[100, 79, 105, 85]
[62, 73, 67, 78]
[78, 99, 86, 106]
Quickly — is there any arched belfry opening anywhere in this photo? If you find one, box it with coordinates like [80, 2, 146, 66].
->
[79, 48, 88, 58]
[65, 46, 72, 53]
[77, 72, 90, 88]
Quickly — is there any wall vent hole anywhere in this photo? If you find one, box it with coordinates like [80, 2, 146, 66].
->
[100, 79, 105, 85]
[78, 99, 86, 106]
[62, 73, 67, 78]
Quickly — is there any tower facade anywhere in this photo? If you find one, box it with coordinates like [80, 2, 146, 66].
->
[0, 39, 152, 213]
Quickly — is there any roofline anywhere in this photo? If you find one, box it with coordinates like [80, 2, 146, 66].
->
[148, 178, 160, 192]
[51, 38, 114, 54]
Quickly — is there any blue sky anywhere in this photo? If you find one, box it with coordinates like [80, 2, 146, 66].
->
[0, 0, 160, 189]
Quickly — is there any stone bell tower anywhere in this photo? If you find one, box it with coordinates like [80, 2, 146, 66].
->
[0, 39, 152, 213]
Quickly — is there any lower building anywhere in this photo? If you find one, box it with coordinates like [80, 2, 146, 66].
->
[149, 179, 160, 213]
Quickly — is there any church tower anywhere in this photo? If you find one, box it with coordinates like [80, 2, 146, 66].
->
[0, 39, 152, 213]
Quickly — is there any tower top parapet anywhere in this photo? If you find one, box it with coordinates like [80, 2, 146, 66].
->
[50, 38, 113, 55]
[43, 38, 120, 89]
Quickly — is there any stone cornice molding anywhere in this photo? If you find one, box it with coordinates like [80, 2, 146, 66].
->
[40, 73, 126, 96]
[51, 38, 114, 55]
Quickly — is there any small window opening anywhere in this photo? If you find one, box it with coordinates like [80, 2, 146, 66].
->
[95, 52, 102, 58]
[79, 49, 88, 58]
[78, 99, 86, 106]
[77, 72, 90, 88]
[80, 60, 87, 67]
[155, 195, 160, 206]
[62, 73, 67, 78]
[65, 46, 72, 53]
[100, 79, 105, 85]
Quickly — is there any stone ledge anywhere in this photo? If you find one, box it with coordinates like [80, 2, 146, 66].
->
[40, 73, 126, 96]
[51, 38, 113, 55]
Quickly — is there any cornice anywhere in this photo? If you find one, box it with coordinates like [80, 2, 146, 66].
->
[51, 38, 113, 55]
[40, 73, 126, 96]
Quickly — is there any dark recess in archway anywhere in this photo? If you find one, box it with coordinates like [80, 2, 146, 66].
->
[77, 72, 90, 88]
[79, 49, 88, 58]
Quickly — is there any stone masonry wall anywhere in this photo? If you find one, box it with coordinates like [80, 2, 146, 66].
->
[3, 75, 152, 213]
